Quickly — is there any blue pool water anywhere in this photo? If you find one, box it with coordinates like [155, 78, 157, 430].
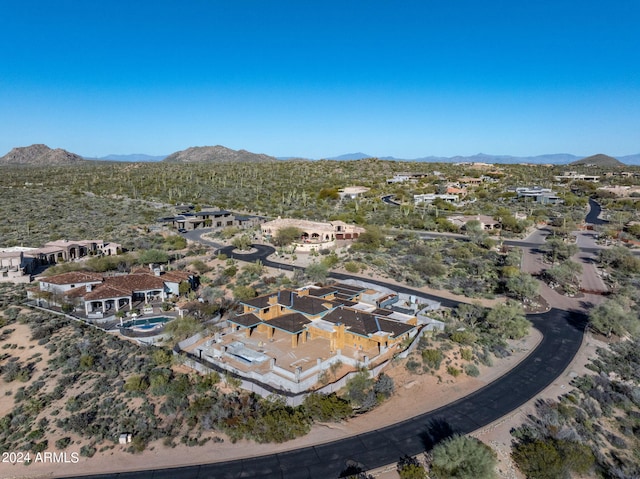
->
[121, 316, 171, 329]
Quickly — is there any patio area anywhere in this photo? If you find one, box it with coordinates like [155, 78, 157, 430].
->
[186, 324, 391, 381]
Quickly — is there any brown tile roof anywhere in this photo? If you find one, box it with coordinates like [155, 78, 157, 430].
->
[131, 267, 151, 274]
[103, 274, 165, 292]
[285, 291, 335, 316]
[64, 286, 91, 299]
[40, 271, 103, 285]
[229, 313, 262, 328]
[267, 312, 311, 333]
[161, 270, 192, 282]
[83, 284, 132, 301]
[241, 295, 273, 310]
[323, 307, 415, 338]
[308, 286, 339, 298]
[241, 290, 336, 317]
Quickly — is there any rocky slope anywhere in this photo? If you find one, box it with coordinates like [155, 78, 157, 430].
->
[569, 153, 625, 167]
[0, 144, 86, 166]
[163, 145, 277, 163]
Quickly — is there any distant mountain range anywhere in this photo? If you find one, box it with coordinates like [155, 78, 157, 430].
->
[314, 152, 640, 165]
[2, 144, 640, 166]
[88, 153, 168, 162]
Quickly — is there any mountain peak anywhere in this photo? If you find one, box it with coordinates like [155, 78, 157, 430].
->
[0, 144, 86, 166]
[163, 145, 277, 163]
[327, 152, 373, 161]
[569, 154, 625, 167]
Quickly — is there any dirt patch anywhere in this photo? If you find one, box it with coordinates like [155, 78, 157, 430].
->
[0, 321, 51, 418]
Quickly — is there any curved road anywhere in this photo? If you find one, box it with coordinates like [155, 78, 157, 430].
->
[71, 242, 587, 479]
[73, 309, 585, 479]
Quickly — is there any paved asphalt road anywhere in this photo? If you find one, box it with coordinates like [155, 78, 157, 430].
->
[69, 242, 588, 479]
[70, 309, 585, 479]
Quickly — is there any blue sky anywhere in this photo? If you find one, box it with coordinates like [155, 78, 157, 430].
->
[1, 1, 639, 158]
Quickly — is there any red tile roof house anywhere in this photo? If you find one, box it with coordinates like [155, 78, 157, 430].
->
[37, 269, 195, 318]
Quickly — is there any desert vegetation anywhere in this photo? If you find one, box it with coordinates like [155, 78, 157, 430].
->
[401, 300, 530, 385]
[511, 337, 640, 478]
[3, 160, 634, 251]
[509, 249, 640, 479]
[1, 157, 639, 477]
[0, 288, 401, 454]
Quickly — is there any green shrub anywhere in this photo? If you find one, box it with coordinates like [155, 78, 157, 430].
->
[450, 330, 477, 345]
[446, 366, 461, 378]
[406, 359, 421, 373]
[344, 261, 361, 273]
[464, 364, 480, 377]
[303, 393, 352, 422]
[460, 348, 473, 361]
[55, 437, 72, 449]
[124, 374, 149, 392]
[421, 348, 444, 370]
[431, 435, 496, 479]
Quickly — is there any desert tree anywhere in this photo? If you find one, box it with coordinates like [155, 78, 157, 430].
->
[430, 435, 497, 479]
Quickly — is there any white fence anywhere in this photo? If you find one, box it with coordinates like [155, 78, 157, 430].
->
[175, 332, 395, 406]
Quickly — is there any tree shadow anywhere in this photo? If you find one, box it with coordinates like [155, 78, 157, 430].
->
[338, 461, 372, 478]
[557, 308, 589, 332]
[419, 417, 457, 451]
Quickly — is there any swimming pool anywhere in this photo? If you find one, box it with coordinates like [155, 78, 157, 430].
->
[120, 316, 172, 329]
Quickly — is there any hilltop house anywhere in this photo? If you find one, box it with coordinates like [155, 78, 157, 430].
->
[36, 268, 196, 317]
[261, 218, 365, 250]
[177, 280, 442, 400]
[554, 171, 600, 182]
[1, 240, 121, 283]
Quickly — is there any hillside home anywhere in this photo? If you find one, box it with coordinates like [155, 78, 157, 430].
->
[261, 218, 365, 242]
[33, 239, 121, 265]
[414, 193, 459, 205]
[172, 210, 264, 231]
[0, 248, 36, 284]
[37, 269, 196, 316]
[386, 172, 430, 184]
[597, 186, 640, 197]
[230, 284, 417, 352]
[515, 187, 563, 205]
[448, 215, 501, 231]
[338, 186, 370, 199]
[554, 171, 600, 182]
